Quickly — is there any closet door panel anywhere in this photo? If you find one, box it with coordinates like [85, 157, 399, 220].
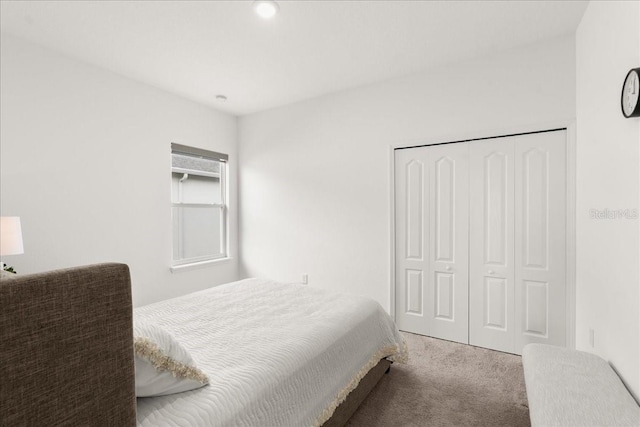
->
[515, 131, 566, 350]
[427, 143, 469, 344]
[469, 139, 515, 353]
[395, 148, 430, 335]
[395, 129, 567, 354]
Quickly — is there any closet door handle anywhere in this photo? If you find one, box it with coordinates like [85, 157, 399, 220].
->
[488, 270, 495, 275]
[445, 265, 452, 271]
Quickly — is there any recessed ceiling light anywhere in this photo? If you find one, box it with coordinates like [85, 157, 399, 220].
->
[253, 0, 279, 19]
[216, 95, 227, 102]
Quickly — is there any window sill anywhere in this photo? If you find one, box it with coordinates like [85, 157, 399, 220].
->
[170, 257, 233, 273]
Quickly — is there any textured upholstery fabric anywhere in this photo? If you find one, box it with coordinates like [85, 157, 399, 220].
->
[0, 263, 136, 426]
[522, 343, 640, 427]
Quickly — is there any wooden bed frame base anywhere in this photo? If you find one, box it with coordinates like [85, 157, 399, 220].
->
[323, 359, 392, 427]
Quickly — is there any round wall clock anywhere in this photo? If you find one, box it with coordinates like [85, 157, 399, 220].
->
[621, 68, 640, 118]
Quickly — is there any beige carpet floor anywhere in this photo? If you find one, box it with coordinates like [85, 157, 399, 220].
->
[347, 332, 531, 427]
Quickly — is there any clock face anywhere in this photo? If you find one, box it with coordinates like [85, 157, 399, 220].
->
[622, 69, 640, 117]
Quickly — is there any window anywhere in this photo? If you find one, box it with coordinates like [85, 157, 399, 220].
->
[171, 143, 228, 267]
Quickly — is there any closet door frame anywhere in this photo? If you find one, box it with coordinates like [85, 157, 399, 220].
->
[389, 120, 577, 350]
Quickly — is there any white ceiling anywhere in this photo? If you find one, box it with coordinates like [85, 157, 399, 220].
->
[0, 1, 588, 116]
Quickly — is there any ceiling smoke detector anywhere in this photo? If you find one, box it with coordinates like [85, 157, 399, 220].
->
[253, 1, 279, 19]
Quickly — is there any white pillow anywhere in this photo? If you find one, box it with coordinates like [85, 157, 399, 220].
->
[133, 318, 209, 397]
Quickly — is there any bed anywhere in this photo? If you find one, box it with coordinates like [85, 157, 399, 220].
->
[0, 264, 407, 426]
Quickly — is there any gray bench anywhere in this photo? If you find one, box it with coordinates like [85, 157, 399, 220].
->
[522, 344, 640, 427]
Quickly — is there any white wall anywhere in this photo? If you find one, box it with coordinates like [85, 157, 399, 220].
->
[239, 37, 576, 309]
[0, 34, 239, 306]
[575, 1, 640, 399]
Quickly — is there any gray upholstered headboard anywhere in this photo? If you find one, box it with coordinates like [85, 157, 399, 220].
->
[0, 263, 136, 426]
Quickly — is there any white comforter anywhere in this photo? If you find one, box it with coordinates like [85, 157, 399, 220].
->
[135, 278, 407, 427]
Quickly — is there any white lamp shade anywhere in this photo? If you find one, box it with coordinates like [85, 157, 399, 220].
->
[0, 217, 24, 256]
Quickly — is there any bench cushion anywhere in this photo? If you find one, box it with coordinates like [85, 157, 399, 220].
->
[522, 344, 640, 427]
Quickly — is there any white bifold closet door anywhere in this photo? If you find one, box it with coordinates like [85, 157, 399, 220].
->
[395, 130, 567, 354]
[469, 132, 566, 353]
[468, 137, 516, 353]
[395, 143, 469, 344]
